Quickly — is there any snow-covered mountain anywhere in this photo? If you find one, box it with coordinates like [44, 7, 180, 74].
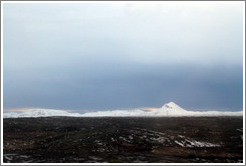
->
[150, 102, 243, 117]
[3, 109, 81, 118]
[3, 102, 243, 118]
[150, 102, 190, 116]
[80, 109, 146, 117]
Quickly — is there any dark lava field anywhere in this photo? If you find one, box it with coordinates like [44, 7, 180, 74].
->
[3, 116, 243, 163]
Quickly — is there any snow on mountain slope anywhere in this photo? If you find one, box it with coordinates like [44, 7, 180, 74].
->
[3, 109, 81, 118]
[3, 102, 243, 118]
[150, 102, 243, 117]
[80, 109, 146, 117]
[65, 102, 243, 117]
[150, 102, 190, 116]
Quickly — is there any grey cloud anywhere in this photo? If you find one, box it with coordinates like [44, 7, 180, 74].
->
[3, 2, 243, 111]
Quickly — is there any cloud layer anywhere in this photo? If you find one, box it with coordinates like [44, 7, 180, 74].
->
[3, 2, 244, 111]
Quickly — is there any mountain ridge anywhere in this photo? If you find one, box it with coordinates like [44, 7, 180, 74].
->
[3, 102, 243, 118]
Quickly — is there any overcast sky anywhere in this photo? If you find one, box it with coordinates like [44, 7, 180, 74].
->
[3, 2, 244, 112]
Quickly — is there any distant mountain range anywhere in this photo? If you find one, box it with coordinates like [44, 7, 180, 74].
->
[3, 102, 243, 118]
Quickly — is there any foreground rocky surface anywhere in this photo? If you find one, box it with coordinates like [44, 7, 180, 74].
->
[3, 117, 243, 163]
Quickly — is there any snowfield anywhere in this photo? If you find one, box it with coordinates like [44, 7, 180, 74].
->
[3, 102, 243, 118]
[3, 109, 81, 118]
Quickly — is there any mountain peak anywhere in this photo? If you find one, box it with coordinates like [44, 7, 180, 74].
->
[162, 102, 180, 109]
[159, 102, 188, 114]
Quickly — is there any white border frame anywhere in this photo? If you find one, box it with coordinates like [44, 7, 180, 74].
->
[1, 0, 4, 165]
[1, 1, 245, 165]
[243, 0, 245, 165]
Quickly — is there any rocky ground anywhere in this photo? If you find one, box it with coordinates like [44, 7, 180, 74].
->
[3, 116, 243, 163]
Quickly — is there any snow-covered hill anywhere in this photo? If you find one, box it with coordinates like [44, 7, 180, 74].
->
[150, 102, 243, 117]
[150, 102, 190, 116]
[3, 109, 81, 118]
[3, 102, 243, 118]
[81, 102, 243, 117]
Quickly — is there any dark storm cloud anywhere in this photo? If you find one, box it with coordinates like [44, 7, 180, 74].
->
[4, 62, 243, 111]
[3, 2, 244, 111]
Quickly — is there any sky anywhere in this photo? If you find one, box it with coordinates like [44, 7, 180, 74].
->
[3, 2, 244, 112]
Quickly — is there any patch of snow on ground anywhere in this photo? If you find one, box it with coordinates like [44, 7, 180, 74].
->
[175, 135, 220, 147]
